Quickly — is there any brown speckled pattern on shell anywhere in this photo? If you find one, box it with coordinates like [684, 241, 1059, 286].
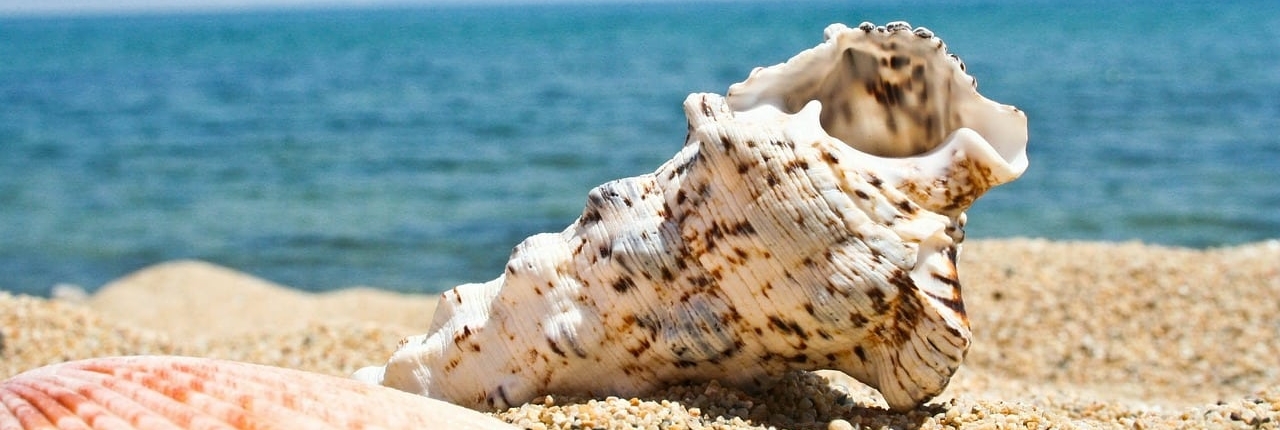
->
[357, 22, 1028, 412]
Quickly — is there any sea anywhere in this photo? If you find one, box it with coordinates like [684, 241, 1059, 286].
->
[2, 0, 1278, 297]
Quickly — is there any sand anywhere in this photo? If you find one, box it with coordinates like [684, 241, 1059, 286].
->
[2, 239, 1278, 429]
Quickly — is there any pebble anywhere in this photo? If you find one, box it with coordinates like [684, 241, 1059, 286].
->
[827, 419, 855, 430]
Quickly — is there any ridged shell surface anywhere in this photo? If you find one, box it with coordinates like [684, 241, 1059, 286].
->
[356, 22, 1029, 412]
[0, 356, 517, 429]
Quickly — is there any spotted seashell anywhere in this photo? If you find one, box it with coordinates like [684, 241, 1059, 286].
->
[0, 356, 517, 429]
[356, 21, 1028, 412]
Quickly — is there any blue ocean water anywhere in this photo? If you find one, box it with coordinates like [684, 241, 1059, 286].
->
[2, 1, 1278, 296]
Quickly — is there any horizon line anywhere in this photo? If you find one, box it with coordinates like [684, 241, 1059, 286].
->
[0, 0, 817, 19]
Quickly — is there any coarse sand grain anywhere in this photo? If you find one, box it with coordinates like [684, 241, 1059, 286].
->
[2, 239, 1278, 429]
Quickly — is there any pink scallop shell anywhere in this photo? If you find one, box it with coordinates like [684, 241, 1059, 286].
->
[0, 356, 516, 429]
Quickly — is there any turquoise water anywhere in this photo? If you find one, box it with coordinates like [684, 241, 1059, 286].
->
[2, 1, 1278, 296]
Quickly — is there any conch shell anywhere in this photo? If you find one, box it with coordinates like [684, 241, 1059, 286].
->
[0, 356, 517, 429]
[356, 21, 1028, 412]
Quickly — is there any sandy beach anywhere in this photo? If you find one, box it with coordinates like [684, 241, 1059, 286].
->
[3, 239, 1278, 429]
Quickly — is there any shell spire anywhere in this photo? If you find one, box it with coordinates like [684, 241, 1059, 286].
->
[357, 21, 1028, 412]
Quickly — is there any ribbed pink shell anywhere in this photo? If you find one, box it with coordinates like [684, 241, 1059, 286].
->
[0, 356, 516, 429]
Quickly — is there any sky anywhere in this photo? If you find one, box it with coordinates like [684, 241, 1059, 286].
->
[0, 0, 667, 16]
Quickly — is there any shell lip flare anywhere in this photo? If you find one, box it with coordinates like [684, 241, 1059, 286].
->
[726, 21, 1028, 181]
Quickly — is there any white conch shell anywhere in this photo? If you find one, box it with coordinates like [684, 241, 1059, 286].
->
[0, 356, 517, 429]
[357, 21, 1028, 412]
